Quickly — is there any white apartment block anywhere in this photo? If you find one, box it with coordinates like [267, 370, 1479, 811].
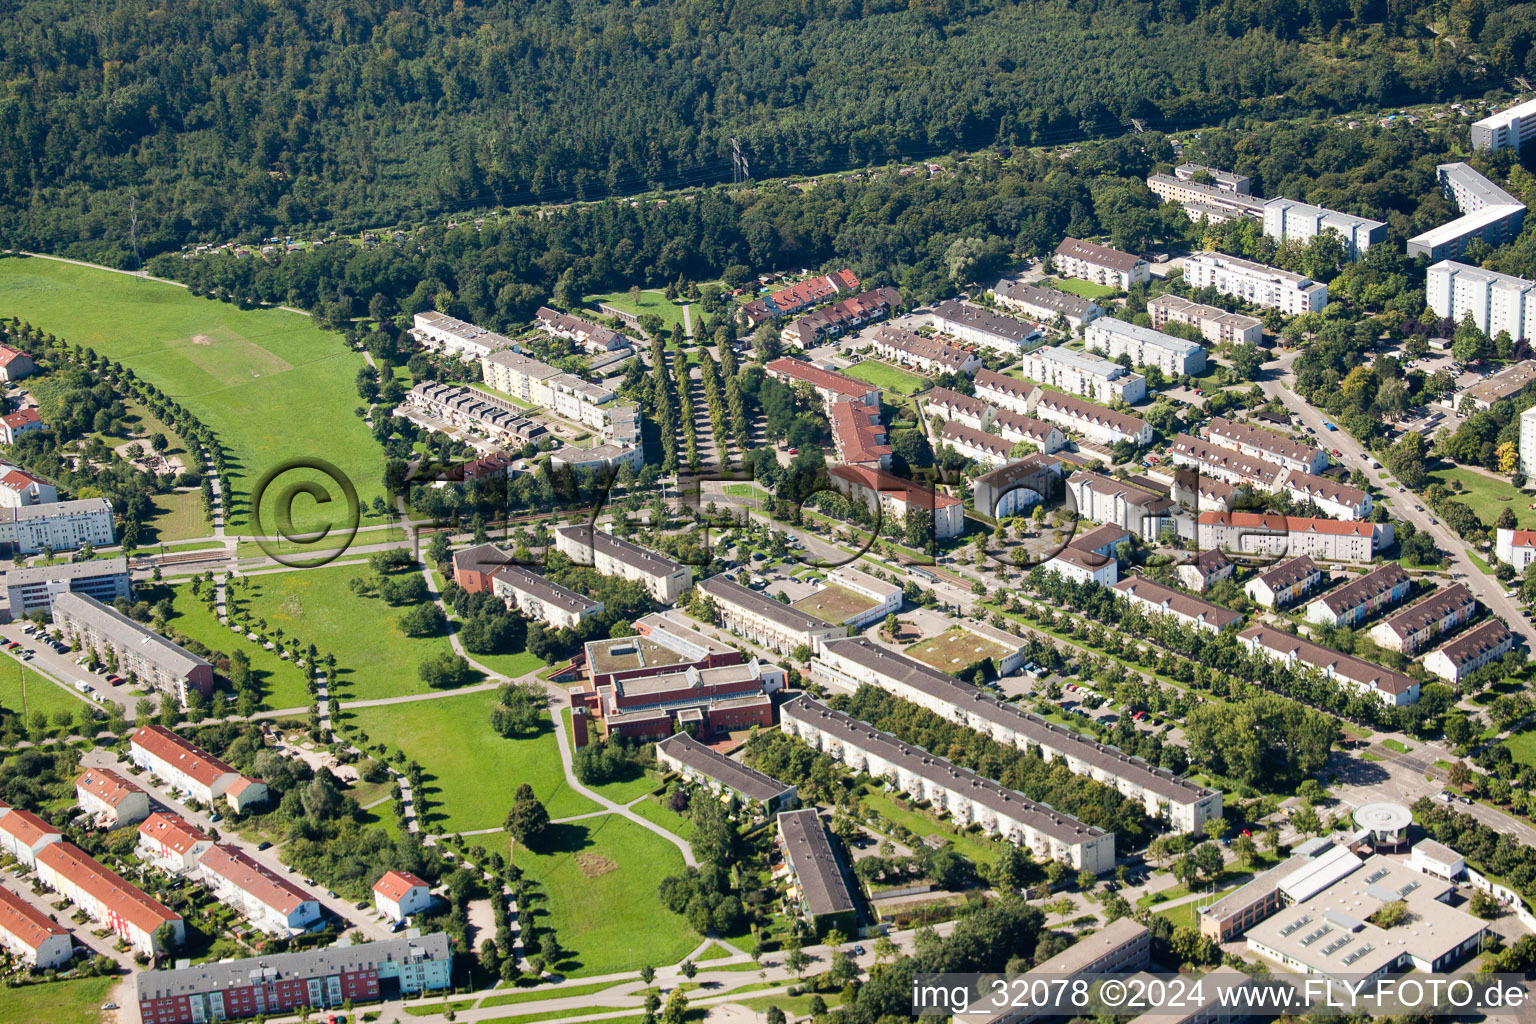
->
[196, 844, 322, 937]
[1174, 164, 1253, 193]
[821, 566, 903, 629]
[1471, 96, 1536, 154]
[782, 696, 1116, 874]
[0, 805, 61, 867]
[939, 421, 1013, 469]
[1239, 625, 1420, 706]
[0, 465, 57, 507]
[490, 565, 604, 630]
[1054, 238, 1151, 289]
[534, 306, 627, 353]
[1112, 577, 1242, 632]
[1408, 163, 1527, 261]
[1146, 294, 1262, 346]
[929, 300, 1042, 355]
[554, 525, 692, 604]
[374, 870, 435, 923]
[1184, 252, 1328, 315]
[809, 637, 1223, 832]
[0, 497, 116, 556]
[1084, 317, 1206, 376]
[412, 311, 518, 361]
[1146, 174, 1265, 224]
[34, 841, 183, 957]
[1422, 620, 1512, 684]
[1197, 512, 1391, 563]
[1170, 434, 1284, 489]
[695, 576, 845, 655]
[1205, 416, 1328, 475]
[1019, 345, 1147, 403]
[0, 884, 72, 968]
[1426, 261, 1536, 343]
[993, 410, 1065, 452]
[1066, 470, 1177, 539]
[137, 813, 213, 875]
[1262, 198, 1386, 259]
[1522, 405, 1536, 479]
[1030, 390, 1152, 447]
[1283, 471, 1372, 521]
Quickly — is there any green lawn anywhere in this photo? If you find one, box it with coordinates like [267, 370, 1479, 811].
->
[0, 657, 94, 723]
[161, 582, 311, 709]
[1504, 726, 1536, 767]
[629, 794, 697, 840]
[843, 360, 928, 395]
[471, 649, 549, 680]
[142, 488, 209, 544]
[558, 709, 657, 803]
[722, 484, 771, 502]
[507, 813, 699, 976]
[0, 256, 385, 533]
[1046, 277, 1118, 299]
[479, 980, 629, 1009]
[236, 562, 458, 701]
[585, 291, 688, 335]
[1381, 738, 1413, 754]
[0, 975, 113, 1024]
[1426, 465, 1534, 529]
[347, 690, 599, 830]
[861, 789, 1002, 866]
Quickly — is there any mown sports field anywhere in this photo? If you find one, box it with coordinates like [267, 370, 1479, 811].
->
[0, 255, 386, 533]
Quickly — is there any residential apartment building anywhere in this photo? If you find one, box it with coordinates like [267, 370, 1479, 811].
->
[35, 840, 183, 956]
[477, 348, 559, 403]
[1244, 555, 1322, 609]
[1423, 619, 1512, 684]
[1172, 468, 1244, 513]
[1521, 405, 1536, 478]
[764, 357, 880, 410]
[1175, 163, 1253, 193]
[929, 300, 1042, 355]
[1112, 577, 1241, 632]
[0, 408, 44, 444]
[1066, 470, 1177, 540]
[1304, 564, 1411, 628]
[870, 325, 980, 375]
[774, 809, 857, 936]
[810, 637, 1223, 831]
[1239, 625, 1420, 706]
[1283, 471, 1372, 521]
[410, 311, 517, 361]
[1178, 548, 1235, 592]
[827, 464, 965, 539]
[1471, 96, 1536, 155]
[1019, 344, 1147, 403]
[806, 566, 903, 629]
[1262, 198, 1386, 259]
[0, 803, 61, 866]
[695, 576, 845, 655]
[739, 270, 861, 326]
[0, 464, 57, 507]
[76, 767, 150, 829]
[373, 871, 434, 923]
[53, 592, 213, 706]
[782, 696, 1116, 874]
[1456, 359, 1536, 411]
[1407, 163, 1527, 261]
[1425, 261, 1536, 344]
[403, 382, 547, 447]
[0, 497, 116, 556]
[656, 732, 797, 815]
[136, 813, 213, 874]
[1184, 252, 1328, 314]
[781, 287, 901, 348]
[1147, 294, 1263, 346]
[1030, 390, 1152, 446]
[534, 306, 626, 353]
[197, 844, 322, 936]
[548, 441, 643, 474]
[830, 400, 892, 468]
[972, 453, 1063, 520]
[1147, 173, 1265, 223]
[129, 725, 269, 812]
[1206, 417, 1328, 475]
[553, 524, 692, 604]
[993, 409, 1065, 452]
[489, 564, 604, 630]
[1496, 527, 1536, 571]
[1368, 583, 1477, 655]
[1045, 543, 1121, 586]
[1054, 238, 1150, 289]
[1169, 434, 1283, 490]
[925, 386, 993, 429]
[1084, 317, 1206, 376]
[1196, 511, 1391, 563]
[0, 556, 131, 617]
[135, 933, 453, 1024]
[990, 280, 1104, 329]
[939, 421, 1013, 469]
[0, 345, 37, 382]
[0, 883, 72, 968]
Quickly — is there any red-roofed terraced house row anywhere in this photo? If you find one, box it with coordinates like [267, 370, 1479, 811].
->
[826, 465, 964, 539]
[739, 270, 860, 326]
[0, 802, 62, 866]
[76, 767, 151, 829]
[129, 725, 269, 812]
[1196, 511, 1393, 563]
[0, 882, 72, 968]
[764, 358, 879, 410]
[197, 844, 322, 936]
[830, 401, 892, 468]
[35, 840, 183, 956]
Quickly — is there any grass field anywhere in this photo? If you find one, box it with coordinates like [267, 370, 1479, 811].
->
[0, 656, 93, 724]
[238, 563, 457, 701]
[906, 627, 1013, 673]
[1426, 465, 1535, 529]
[144, 488, 211, 544]
[629, 794, 697, 840]
[790, 584, 875, 624]
[861, 789, 1002, 866]
[507, 813, 699, 976]
[0, 256, 385, 533]
[161, 582, 311, 709]
[586, 292, 688, 335]
[843, 359, 928, 395]
[1046, 277, 1118, 299]
[722, 483, 770, 503]
[0, 976, 113, 1024]
[1503, 727, 1536, 767]
[347, 690, 599, 830]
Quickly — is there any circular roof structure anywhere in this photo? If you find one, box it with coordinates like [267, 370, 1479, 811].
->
[1353, 801, 1412, 836]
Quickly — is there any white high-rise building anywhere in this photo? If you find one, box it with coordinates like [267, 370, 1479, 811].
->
[1521, 406, 1536, 479]
[1184, 252, 1328, 315]
[1262, 198, 1386, 259]
[1472, 96, 1536, 155]
[1426, 260, 1536, 342]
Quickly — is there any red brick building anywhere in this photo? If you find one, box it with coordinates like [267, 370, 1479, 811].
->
[450, 543, 511, 593]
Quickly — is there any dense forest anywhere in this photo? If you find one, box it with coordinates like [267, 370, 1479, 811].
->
[0, 0, 1522, 260]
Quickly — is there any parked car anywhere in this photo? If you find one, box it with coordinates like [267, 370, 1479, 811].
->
[256, 841, 272, 851]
